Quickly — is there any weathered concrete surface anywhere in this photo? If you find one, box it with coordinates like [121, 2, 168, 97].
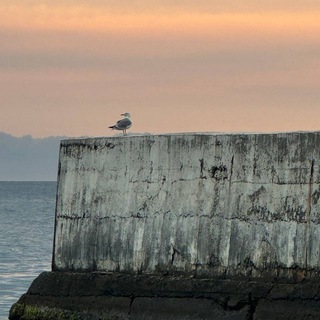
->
[10, 132, 320, 320]
[53, 132, 320, 278]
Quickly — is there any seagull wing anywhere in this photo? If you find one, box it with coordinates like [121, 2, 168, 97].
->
[116, 118, 132, 130]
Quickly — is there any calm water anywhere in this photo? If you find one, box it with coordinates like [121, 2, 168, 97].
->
[0, 181, 56, 320]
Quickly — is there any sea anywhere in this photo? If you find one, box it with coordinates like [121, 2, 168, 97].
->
[0, 181, 56, 320]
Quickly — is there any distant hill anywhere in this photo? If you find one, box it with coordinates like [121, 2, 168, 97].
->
[0, 132, 66, 181]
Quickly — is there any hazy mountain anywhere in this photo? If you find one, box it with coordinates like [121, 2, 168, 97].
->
[0, 132, 66, 181]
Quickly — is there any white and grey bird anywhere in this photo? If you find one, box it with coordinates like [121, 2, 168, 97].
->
[109, 113, 132, 135]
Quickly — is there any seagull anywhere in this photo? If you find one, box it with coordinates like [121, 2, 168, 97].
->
[109, 113, 132, 135]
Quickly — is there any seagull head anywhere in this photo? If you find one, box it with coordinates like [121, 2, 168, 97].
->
[121, 112, 131, 118]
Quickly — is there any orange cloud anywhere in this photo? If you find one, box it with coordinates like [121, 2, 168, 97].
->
[1, 4, 320, 40]
[1, 4, 320, 138]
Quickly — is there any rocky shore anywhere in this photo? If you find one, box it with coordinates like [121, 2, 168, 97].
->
[10, 271, 320, 319]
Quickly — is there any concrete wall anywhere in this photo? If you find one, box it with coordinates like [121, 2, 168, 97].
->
[53, 132, 320, 278]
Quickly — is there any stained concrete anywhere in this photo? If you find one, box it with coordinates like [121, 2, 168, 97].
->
[54, 132, 320, 278]
[9, 132, 320, 319]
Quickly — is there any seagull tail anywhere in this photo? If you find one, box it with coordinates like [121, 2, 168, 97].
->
[108, 125, 116, 129]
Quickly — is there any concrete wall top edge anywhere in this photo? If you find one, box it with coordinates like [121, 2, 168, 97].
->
[60, 130, 320, 144]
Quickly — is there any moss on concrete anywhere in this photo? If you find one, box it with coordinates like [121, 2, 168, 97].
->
[9, 304, 80, 320]
[9, 303, 24, 320]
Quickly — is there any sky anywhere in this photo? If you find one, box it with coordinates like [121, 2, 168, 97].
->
[1, 1, 320, 138]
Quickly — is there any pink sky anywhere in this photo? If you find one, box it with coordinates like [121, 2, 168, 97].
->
[1, 1, 320, 137]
